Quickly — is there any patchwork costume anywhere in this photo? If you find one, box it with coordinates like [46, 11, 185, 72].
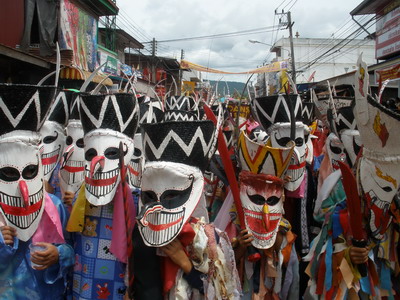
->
[67, 93, 138, 300]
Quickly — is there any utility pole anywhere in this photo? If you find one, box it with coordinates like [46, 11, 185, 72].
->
[151, 38, 156, 82]
[276, 10, 296, 84]
[179, 49, 184, 95]
[287, 11, 296, 84]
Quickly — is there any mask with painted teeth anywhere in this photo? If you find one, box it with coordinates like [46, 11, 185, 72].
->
[0, 138, 45, 242]
[83, 130, 134, 206]
[137, 161, 203, 247]
[269, 122, 307, 191]
[40, 121, 65, 180]
[360, 158, 400, 240]
[59, 120, 85, 194]
[239, 171, 284, 249]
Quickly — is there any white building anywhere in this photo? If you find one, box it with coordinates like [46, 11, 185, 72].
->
[271, 37, 377, 83]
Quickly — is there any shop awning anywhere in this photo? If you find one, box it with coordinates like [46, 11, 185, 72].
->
[60, 67, 113, 86]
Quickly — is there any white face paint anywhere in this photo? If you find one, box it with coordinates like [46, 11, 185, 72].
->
[269, 122, 307, 191]
[0, 135, 45, 242]
[239, 171, 284, 249]
[137, 161, 204, 247]
[40, 121, 66, 180]
[326, 133, 347, 171]
[83, 129, 134, 206]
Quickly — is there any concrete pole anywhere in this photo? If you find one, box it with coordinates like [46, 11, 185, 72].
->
[288, 11, 296, 84]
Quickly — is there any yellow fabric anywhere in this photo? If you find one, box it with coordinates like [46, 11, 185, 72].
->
[180, 59, 288, 74]
[66, 184, 87, 232]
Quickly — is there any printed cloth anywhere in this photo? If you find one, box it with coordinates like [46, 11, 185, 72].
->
[72, 201, 127, 300]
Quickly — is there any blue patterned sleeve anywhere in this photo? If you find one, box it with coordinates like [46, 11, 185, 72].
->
[0, 231, 19, 271]
[44, 243, 74, 284]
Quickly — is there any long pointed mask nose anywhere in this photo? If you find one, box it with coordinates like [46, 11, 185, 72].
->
[19, 180, 30, 209]
[90, 156, 105, 178]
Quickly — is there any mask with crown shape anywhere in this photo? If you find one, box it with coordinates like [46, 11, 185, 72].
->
[0, 84, 56, 241]
[137, 118, 218, 247]
[252, 94, 307, 192]
[237, 131, 294, 249]
[79, 93, 139, 206]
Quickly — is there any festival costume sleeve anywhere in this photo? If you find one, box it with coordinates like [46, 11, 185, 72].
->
[0, 232, 18, 271]
[43, 193, 74, 284]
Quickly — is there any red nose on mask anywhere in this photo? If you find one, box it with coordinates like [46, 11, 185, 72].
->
[90, 156, 105, 178]
[19, 180, 30, 209]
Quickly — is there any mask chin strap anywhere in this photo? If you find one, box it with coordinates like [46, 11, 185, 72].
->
[90, 156, 105, 177]
[19, 180, 30, 209]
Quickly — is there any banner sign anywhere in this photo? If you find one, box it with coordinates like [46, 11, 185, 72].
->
[98, 47, 119, 76]
[227, 102, 251, 119]
[376, 5, 400, 59]
[59, 0, 98, 71]
[375, 64, 400, 82]
[180, 60, 288, 74]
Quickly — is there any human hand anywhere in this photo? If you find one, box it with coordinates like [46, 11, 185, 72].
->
[349, 246, 369, 265]
[237, 229, 253, 248]
[30, 242, 59, 270]
[161, 239, 192, 274]
[63, 191, 75, 206]
[44, 180, 54, 194]
[0, 226, 17, 246]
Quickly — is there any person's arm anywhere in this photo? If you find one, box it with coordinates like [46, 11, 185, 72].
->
[161, 239, 204, 293]
[0, 226, 18, 270]
[233, 228, 253, 261]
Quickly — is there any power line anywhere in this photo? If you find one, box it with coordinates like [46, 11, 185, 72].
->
[141, 25, 284, 43]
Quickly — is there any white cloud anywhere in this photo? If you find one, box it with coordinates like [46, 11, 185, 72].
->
[117, 0, 365, 82]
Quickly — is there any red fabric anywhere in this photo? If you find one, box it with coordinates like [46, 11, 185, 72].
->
[316, 253, 326, 295]
[339, 208, 349, 236]
[162, 222, 196, 294]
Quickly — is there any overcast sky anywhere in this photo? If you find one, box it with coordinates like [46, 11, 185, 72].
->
[116, 0, 366, 81]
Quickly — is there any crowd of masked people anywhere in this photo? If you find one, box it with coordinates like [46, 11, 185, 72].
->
[0, 56, 399, 300]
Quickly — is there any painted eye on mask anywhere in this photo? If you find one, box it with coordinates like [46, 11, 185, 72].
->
[76, 138, 84, 148]
[295, 137, 304, 147]
[0, 167, 20, 182]
[66, 136, 73, 145]
[382, 186, 393, 193]
[133, 148, 142, 157]
[141, 180, 194, 209]
[104, 147, 120, 160]
[275, 136, 291, 147]
[85, 148, 97, 161]
[329, 143, 342, 154]
[22, 164, 39, 180]
[43, 131, 59, 144]
[266, 196, 280, 206]
[248, 193, 265, 205]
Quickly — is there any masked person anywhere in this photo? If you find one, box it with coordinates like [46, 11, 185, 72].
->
[67, 92, 138, 299]
[232, 130, 298, 299]
[132, 99, 241, 300]
[0, 83, 74, 299]
[40, 90, 72, 201]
